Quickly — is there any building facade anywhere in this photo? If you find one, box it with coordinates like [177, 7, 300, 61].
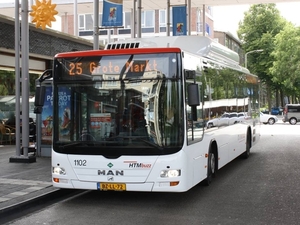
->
[62, 6, 215, 45]
[214, 30, 244, 65]
[60, 5, 243, 61]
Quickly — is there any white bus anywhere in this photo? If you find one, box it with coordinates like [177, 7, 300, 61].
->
[35, 36, 260, 192]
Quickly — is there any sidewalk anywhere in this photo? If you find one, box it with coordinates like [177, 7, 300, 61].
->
[0, 144, 57, 214]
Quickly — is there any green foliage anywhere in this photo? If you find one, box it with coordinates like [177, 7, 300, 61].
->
[0, 70, 15, 95]
[237, 4, 285, 88]
[270, 24, 300, 96]
[203, 67, 248, 100]
[237, 3, 299, 107]
[30, 73, 40, 94]
[0, 70, 40, 96]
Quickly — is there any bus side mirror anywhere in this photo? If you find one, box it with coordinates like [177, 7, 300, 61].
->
[34, 85, 45, 114]
[187, 83, 200, 106]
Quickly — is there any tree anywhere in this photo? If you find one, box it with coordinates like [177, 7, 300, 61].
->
[270, 23, 300, 103]
[0, 70, 40, 96]
[237, 4, 287, 109]
[0, 70, 16, 95]
[29, 73, 40, 95]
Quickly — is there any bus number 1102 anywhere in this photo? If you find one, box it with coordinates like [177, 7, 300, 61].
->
[74, 159, 87, 166]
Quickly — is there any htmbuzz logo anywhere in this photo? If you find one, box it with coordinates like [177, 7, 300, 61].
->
[124, 161, 152, 168]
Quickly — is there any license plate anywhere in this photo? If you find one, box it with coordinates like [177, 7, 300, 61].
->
[98, 182, 126, 191]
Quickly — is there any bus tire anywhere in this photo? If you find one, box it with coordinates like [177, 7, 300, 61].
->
[241, 131, 251, 159]
[204, 149, 217, 186]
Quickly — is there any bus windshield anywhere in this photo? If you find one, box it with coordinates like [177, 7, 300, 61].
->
[52, 52, 184, 157]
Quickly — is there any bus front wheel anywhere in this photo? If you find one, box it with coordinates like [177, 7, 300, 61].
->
[204, 149, 217, 186]
[241, 132, 251, 159]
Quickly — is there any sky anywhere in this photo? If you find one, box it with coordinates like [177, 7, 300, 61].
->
[213, 2, 300, 37]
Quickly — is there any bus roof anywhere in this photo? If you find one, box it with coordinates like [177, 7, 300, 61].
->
[105, 36, 240, 67]
[54, 36, 251, 75]
[54, 47, 181, 58]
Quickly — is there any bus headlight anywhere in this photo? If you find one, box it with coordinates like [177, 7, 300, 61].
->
[53, 166, 66, 175]
[160, 169, 181, 178]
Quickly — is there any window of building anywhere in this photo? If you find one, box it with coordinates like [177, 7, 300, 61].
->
[228, 39, 233, 49]
[159, 10, 166, 26]
[85, 14, 93, 30]
[79, 14, 85, 30]
[206, 23, 211, 36]
[79, 14, 102, 31]
[207, 6, 212, 16]
[141, 10, 154, 28]
[124, 11, 131, 28]
[159, 9, 173, 28]
[98, 13, 103, 27]
[225, 37, 229, 48]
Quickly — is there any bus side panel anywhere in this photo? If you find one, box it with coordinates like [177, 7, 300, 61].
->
[188, 123, 252, 187]
[187, 135, 211, 186]
[228, 123, 249, 159]
[252, 120, 260, 145]
[203, 127, 232, 169]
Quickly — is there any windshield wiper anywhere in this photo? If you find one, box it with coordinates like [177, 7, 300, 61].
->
[105, 135, 162, 150]
[138, 138, 163, 151]
[58, 141, 83, 150]
[58, 141, 103, 150]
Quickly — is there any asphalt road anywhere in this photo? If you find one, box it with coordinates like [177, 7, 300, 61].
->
[6, 121, 300, 225]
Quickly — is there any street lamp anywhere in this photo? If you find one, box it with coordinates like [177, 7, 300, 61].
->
[245, 49, 263, 69]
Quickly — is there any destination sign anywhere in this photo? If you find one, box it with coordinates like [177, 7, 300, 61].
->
[55, 53, 175, 80]
[67, 59, 157, 76]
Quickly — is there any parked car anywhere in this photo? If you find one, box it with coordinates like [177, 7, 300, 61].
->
[271, 107, 280, 115]
[237, 112, 250, 122]
[282, 104, 300, 125]
[271, 107, 283, 115]
[260, 112, 278, 125]
[207, 112, 239, 128]
[261, 109, 269, 114]
[207, 113, 230, 128]
[228, 112, 239, 125]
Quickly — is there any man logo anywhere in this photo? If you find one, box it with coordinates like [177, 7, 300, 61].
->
[98, 170, 124, 176]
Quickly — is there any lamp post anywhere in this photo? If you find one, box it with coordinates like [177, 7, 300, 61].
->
[245, 49, 263, 68]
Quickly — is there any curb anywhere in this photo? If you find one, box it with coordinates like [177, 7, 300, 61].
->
[0, 189, 84, 224]
[0, 189, 59, 224]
